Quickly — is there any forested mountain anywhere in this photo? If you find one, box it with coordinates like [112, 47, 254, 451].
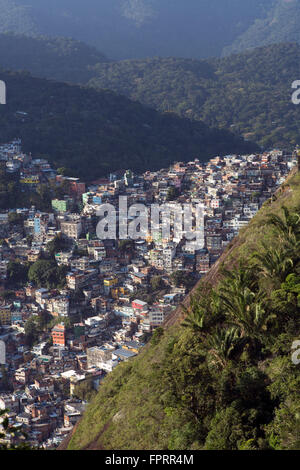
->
[0, 33, 108, 83]
[224, 0, 300, 56]
[2, 1, 300, 60]
[0, 37, 299, 151]
[0, 0, 278, 59]
[87, 43, 300, 150]
[0, 69, 256, 180]
[67, 169, 300, 451]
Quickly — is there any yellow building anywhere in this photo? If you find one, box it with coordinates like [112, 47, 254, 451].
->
[110, 286, 129, 299]
[122, 344, 139, 354]
[146, 233, 153, 243]
[103, 277, 118, 287]
[111, 288, 119, 300]
[20, 176, 40, 184]
[0, 306, 12, 325]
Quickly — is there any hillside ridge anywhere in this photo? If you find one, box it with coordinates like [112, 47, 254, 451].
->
[67, 166, 300, 450]
[0, 68, 256, 180]
[87, 43, 300, 150]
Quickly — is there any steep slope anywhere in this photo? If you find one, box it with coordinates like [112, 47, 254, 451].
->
[0, 33, 108, 83]
[0, 0, 273, 59]
[224, 0, 300, 56]
[88, 43, 300, 150]
[68, 169, 300, 450]
[0, 69, 256, 180]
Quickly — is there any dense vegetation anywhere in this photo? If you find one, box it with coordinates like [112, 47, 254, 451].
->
[0, 36, 299, 154]
[5, 257, 67, 290]
[0, 162, 75, 210]
[0, 69, 256, 180]
[68, 171, 300, 450]
[27, 260, 67, 290]
[0, 33, 107, 83]
[88, 43, 300, 150]
[224, 0, 300, 56]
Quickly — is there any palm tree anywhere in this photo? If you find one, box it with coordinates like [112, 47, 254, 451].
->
[271, 273, 300, 319]
[206, 327, 245, 369]
[219, 262, 257, 293]
[266, 206, 300, 244]
[182, 287, 224, 337]
[182, 295, 207, 338]
[218, 265, 258, 330]
[218, 267, 276, 340]
[226, 294, 275, 339]
[252, 243, 294, 285]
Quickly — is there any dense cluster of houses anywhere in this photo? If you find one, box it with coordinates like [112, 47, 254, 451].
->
[0, 139, 297, 447]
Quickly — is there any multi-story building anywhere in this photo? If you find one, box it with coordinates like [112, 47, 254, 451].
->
[92, 246, 106, 261]
[70, 257, 90, 271]
[149, 305, 173, 327]
[103, 276, 118, 290]
[132, 299, 148, 316]
[163, 243, 176, 270]
[51, 323, 66, 348]
[66, 272, 86, 290]
[0, 260, 9, 280]
[51, 199, 69, 213]
[35, 288, 49, 307]
[196, 250, 210, 274]
[55, 252, 73, 266]
[15, 367, 30, 384]
[51, 297, 70, 317]
[61, 219, 82, 240]
[87, 346, 114, 369]
[0, 305, 12, 325]
[206, 234, 222, 252]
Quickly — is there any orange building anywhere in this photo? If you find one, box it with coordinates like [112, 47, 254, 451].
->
[51, 323, 66, 347]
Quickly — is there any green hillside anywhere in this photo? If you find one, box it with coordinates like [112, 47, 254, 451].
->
[88, 43, 300, 150]
[0, 70, 256, 180]
[1, 35, 299, 154]
[224, 0, 300, 56]
[68, 169, 300, 450]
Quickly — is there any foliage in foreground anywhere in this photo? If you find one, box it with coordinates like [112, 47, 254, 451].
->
[68, 173, 300, 450]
